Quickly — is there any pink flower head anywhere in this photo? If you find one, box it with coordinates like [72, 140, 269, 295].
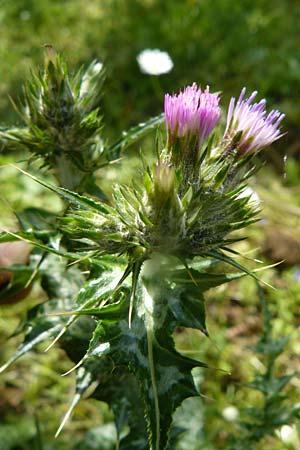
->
[164, 83, 220, 146]
[224, 88, 285, 154]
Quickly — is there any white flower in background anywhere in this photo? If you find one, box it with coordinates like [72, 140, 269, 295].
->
[222, 405, 239, 422]
[137, 49, 173, 75]
[277, 425, 298, 444]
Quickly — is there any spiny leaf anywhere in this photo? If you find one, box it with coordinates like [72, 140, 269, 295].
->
[0, 317, 63, 374]
[48, 264, 129, 355]
[0, 229, 94, 264]
[44, 261, 125, 351]
[206, 249, 266, 286]
[166, 288, 207, 335]
[107, 114, 164, 160]
[13, 165, 111, 214]
[56, 362, 99, 437]
[84, 258, 208, 450]
[169, 268, 245, 289]
[0, 254, 84, 373]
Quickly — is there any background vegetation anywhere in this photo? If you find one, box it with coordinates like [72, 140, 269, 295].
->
[1, 0, 300, 449]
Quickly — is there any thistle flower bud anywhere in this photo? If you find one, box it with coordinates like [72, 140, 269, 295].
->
[153, 163, 175, 196]
[223, 88, 285, 155]
[150, 163, 177, 216]
[164, 83, 220, 164]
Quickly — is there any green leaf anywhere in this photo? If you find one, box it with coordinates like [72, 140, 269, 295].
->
[0, 231, 35, 244]
[169, 268, 245, 290]
[206, 249, 262, 284]
[0, 253, 246, 450]
[60, 354, 149, 450]
[254, 335, 290, 358]
[0, 254, 84, 373]
[39, 253, 84, 300]
[16, 207, 57, 234]
[40, 260, 125, 355]
[93, 367, 149, 450]
[14, 166, 112, 214]
[56, 361, 101, 437]
[163, 268, 245, 335]
[166, 287, 207, 335]
[0, 230, 92, 263]
[83, 258, 207, 450]
[0, 308, 63, 373]
[87, 316, 202, 450]
[107, 114, 164, 160]
[70, 295, 129, 320]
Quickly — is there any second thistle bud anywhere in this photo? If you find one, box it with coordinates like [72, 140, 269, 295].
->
[222, 88, 285, 156]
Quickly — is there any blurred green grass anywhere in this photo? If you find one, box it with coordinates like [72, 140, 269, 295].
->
[0, 0, 300, 138]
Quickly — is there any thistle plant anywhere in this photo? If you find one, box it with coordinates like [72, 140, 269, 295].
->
[0, 53, 285, 450]
[227, 286, 300, 450]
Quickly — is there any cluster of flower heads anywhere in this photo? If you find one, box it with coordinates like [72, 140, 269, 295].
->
[164, 83, 284, 156]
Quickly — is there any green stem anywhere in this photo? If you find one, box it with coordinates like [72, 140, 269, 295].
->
[151, 76, 164, 101]
[54, 154, 86, 192]
[146, 326, 160, 450]
[141, 256, 171, 450]
[141, 258, 162, 449]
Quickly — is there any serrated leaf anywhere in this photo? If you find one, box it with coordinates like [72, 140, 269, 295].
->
[92, 366, 148, 450]
[166, 288, 207, 335]
[163, 267, 245, 335]
[87, 316, 201, 450]
[83, 258, 207, 450]
[254, 335, 290, 358]
[63, 357, 148, 450]
[46, 262, 128, 354]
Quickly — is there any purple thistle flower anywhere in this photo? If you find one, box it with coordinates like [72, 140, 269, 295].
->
[224, 88, 285, 154]
[164, 83, 220, 147]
